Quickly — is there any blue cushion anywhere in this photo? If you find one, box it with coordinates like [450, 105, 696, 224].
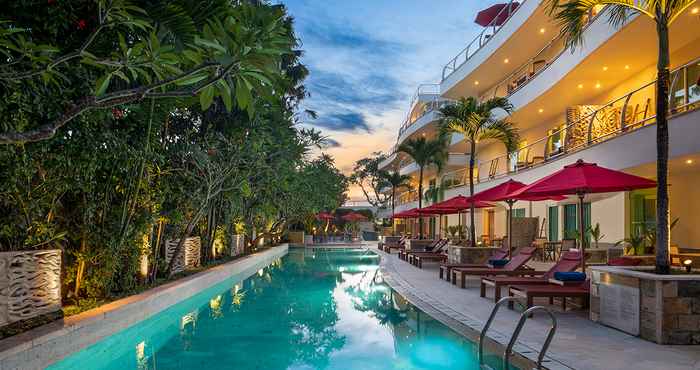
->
[554, 272, 586, 281]
[489, 259, 509, 267]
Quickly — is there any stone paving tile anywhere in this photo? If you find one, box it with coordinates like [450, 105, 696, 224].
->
[372, 244, 700, 370]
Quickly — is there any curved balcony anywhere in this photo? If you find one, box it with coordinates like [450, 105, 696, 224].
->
[398, 153, 470, 177]
[441, 57, 700, 188]
[441, 0, 531, 82]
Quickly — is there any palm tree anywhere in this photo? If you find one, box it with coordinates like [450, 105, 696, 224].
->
[439, 96, 520, 247]
[381, 171, 412, 235]
[545, 1, 696, 273]
[397, 136, 448, 238]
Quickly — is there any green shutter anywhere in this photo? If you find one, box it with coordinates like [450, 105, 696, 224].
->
[564, 204, 577, 238]
[583, 203, 591, 245]
[513, 208, 526, 218]
[548, 206, 559, 241]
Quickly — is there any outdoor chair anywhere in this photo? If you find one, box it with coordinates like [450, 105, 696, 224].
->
[399, 238, 441, 261]
[406, 239, 448, 265]
[438, 246, 509, 281]
[508, 280, 590, 311]
[480, 250, 582, 302]
[451, 246, 538, 289]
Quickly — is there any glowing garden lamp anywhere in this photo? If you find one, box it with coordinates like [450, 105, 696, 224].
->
[683, 259, 693, 273]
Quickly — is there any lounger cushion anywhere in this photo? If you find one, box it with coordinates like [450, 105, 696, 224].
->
[489, 259, 509, 267]
[608, 257, 642, 266]
[554, 271, 586, 281]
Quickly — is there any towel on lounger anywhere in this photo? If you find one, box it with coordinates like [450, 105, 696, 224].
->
[554, 271, 586, 281]
[488, 259, 509, 267]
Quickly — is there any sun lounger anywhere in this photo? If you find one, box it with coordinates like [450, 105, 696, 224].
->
[406, 239, 449, 266]
[508, 280, 590, 310]
[480, 250, 582, 301]
[381, 236, 407, 252]
[438, 247, 509, 281]
[399, 238, 444, 261]
[451, 246, 538, 288]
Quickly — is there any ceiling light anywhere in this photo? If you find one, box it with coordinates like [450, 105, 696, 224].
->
[595, 82, 601, 89]
[624, 65, 630, 70]
[504, 58, 509, 64]
[686, 159, 694, 164]
[538, 108, 544, 113]
[539, 28, 546, 34]
[602, 66, 609, 71]
[578, 84, 584, 89]
[474, 81, 480, 85]
[692, 7, 699, 14]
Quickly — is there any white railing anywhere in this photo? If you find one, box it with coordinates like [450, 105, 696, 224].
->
[441, 0, 523, 82]
[442, 57, 700, 186]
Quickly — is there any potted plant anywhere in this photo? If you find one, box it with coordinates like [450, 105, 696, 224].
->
[586, 223, 606, 248]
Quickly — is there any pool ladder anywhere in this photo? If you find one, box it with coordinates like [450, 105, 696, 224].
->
[478, 297, 557, 370]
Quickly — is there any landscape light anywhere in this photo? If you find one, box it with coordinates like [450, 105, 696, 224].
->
[684, 259, 693, 273]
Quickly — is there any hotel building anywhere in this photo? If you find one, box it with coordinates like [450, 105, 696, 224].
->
[377, 1, 700, 252]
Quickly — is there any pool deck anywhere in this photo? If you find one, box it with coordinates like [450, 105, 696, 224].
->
[372, 243, 700, 370]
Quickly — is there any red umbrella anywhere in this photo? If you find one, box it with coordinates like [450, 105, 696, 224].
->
[513, 159, 657, 271]
[316, 212, 334, 221]
[342, 212, 367, 222]
[474, 2, 520, 27]
[473, 179, 565, 256]
[393, 208, 421, 219]
[434, 195, 494, 211]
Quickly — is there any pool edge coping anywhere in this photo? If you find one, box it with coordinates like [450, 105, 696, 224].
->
[0, 244, 289, 370]
[375, 247, 576, 370]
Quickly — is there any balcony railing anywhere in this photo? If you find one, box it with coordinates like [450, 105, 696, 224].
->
[480, 5, 605, 101]
[440, 57, 700, 187]
[442, 0, 524, 81]
[397, 189, 420, 205]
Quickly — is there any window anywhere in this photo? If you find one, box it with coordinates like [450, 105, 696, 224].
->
[563, 203, 591, 242]
[512, 208, 526, 218]
[547, 125, 565, 156]
[687, 62, 700, 108]
[548, 206, 559, 241]
[630, 190, 656, 235]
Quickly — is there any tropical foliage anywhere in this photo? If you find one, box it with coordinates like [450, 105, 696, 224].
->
[350, 152, 392, 208]
[381, 171, 412, 233]
[439, 96, 519, 246]
[0, 1, 347, 308]
[397, 136, 448, 238]
[545, 0, 696, 273]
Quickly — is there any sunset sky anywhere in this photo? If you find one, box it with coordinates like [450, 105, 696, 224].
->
[282, 0, 501, 202]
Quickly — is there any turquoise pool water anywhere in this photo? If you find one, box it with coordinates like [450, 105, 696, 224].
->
[50, 248, 505, 370]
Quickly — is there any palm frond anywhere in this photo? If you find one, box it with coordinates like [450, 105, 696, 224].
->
[478, 119, 521, 153]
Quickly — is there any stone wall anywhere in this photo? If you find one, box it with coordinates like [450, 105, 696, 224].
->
[165, 237, 201, 275]
[509, 217, 538, 250]
[447, 246, 499, 264]
[230, 235, 245, 257]
[0, 250, 61, 328]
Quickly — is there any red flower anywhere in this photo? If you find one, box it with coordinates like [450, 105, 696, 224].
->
[111, 108, 124, 120]
[48, 0, 55, 4]
[77, 19, 87, 30]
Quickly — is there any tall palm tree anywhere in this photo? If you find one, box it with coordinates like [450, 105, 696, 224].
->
[545, 1, 696, 273]
[397, 136, 448, 238]
[439, 96, 520, 247]
[381, 171, 412, 235]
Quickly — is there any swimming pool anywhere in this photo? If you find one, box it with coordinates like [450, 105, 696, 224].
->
[50, 248, 507, 370]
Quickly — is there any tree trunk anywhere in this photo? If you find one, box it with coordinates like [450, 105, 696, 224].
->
[391, 187, 396, 235]
[654, 19, 671, 274]
[468, 140, 476, 247]
[73, 237, 87, 297]
[418, 166, 424, 239]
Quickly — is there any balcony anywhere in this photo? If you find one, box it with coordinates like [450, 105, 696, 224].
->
[440, 57, 700, 188]
[398, 153, 470, 177]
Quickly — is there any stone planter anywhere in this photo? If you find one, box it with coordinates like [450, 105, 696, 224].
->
[590, 266, 700, 344]
[0, 249, 62, 328]
[405, 239, 434, 251]
[165, 237, 201, 275]
[447, 246, 500, 264]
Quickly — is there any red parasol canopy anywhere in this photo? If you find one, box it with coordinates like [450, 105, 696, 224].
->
[474, 2, 520, 27]
[393, 208, 421, 219]
[342, 212, 368, 222]
[513, 159, 656, 271]
[316, 212, 334, 221]
[433, 195, 494, 212]
[416, 204, 459, 215]
[511, 160, 657, 198]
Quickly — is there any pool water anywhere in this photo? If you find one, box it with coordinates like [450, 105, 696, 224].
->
[51, 248, 505, 370]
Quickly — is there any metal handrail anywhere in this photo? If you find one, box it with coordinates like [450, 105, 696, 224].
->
[442, 0, 524, 82]
[505, 306, 557, 369]
[478, 297, 557, 370]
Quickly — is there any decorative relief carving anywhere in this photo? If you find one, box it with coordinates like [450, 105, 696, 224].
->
[0, 250, 62, 327]
[165, 237, 201, 274]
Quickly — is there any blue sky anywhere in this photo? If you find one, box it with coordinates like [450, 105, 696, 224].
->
[281, 0, 500, 200]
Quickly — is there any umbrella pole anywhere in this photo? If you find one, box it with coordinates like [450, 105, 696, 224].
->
[578, 193, 586, 273]
[507, 200, 515, 259]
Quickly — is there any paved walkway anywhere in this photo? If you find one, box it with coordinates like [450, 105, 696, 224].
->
[373, 244, 700, 370]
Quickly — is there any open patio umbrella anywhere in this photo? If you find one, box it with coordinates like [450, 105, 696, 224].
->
[512, 159, 657, 271]
[474, 2, 520, 27]
[429, 195, 494, 243]
[316, 212, 334, 233]
[393, 208, 421, 219]
[342, 212, 368, 222]
[417, 204, 460, 239]
[472, 179, 565, 257]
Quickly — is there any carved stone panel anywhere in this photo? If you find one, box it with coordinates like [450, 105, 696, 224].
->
[165, 237, 202, 275]
[0, 249, 62, 328]
[230, 235, 245, 257]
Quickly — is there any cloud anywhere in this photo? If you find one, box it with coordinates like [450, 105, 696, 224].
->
[324, 138, 342, 148]
[313, 112, 371, 133]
